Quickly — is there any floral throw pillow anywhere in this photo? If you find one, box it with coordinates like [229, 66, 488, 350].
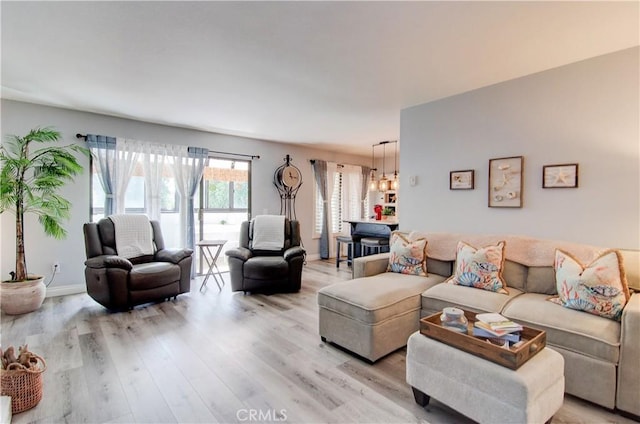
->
[549, 249, 630, 321]
[387, 232, 428, 276]
[446, 241, 508, 294]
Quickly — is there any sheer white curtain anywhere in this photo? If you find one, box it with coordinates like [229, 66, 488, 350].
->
[139, 142, 167, 221]
[114, 138, 140, 214]
[327, 163, 363, 258]
[169, 145, 208, 253]
[341, 164, 363, 227]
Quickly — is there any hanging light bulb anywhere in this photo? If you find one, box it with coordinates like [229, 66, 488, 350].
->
[378, 141, 388, 192]
[391, 140, 399, 190]
[391, 173, 399, 191]
[369, 170, 378, 191]
[378, 175, 389, 192]
[369, 144, 378, 191]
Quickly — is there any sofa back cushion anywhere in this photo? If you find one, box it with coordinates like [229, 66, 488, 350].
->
[526, 266, 557, 294]
[415, 232, 638, 295]
[426, 258, 452, 278]
[502, 260, 527, 291]
[619, 249, 639, 291]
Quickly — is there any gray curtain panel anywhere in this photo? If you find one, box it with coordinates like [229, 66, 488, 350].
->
[360, 166, 371, 219]
[312, 160, 330, 259]
[86, 134, 117, 216]
[185, 147, 209, 251]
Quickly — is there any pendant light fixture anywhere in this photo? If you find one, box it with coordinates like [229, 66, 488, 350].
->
[369, 144, 378, 191]
[378, 141, 389, 192]
[369, 140, 399, 192]
[391, 140, 399, 190]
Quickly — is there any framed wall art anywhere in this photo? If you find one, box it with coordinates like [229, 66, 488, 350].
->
[488, 156, 523, 208]
[543, 163, 578, 188]
[450, 170, 474, 190]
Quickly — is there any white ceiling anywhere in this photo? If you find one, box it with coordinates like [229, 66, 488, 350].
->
[2, 1, 638, 155]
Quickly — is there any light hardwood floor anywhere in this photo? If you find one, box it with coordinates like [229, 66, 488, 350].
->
[2, 260, 636, 424]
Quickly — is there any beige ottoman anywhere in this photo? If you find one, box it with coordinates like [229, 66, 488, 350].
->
[406, 332, 565, 424]
[317, 273, 444, 362]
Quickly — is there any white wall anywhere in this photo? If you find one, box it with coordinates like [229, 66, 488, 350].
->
[1, 100, 369, 293]
[399, 47, 639, 249]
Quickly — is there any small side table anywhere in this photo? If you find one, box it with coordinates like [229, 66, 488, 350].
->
[197, 240, 227, 291]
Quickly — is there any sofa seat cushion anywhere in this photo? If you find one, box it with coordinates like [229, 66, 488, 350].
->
[421, 283, 524, 315]
[129, 262, 180, 290]
[502, 293, 621, 364]
[318, 272, 446, 325]
[245, 256, 288, 279]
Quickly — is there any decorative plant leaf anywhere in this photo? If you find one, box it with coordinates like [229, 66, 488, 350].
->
[0, 127, 89, 281]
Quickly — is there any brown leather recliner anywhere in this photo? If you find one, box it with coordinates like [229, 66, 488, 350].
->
[225, 219, 305, 293]
[83, 218, 193, 310]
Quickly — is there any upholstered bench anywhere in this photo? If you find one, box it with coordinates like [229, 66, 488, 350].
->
[317, 272, 445, 362]
[406, 332, 565, 424]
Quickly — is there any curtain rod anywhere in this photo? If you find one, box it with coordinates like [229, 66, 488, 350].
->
[76, 134, 260, 159]
[208, 150, 260, 160]
[309, 159, 370, 169]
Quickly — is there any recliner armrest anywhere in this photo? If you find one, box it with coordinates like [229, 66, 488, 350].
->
[155, 248, 193, 264]
[225, 247, 252, 262]
[284, 246, 305, 261]
[85, 255, 133, 271]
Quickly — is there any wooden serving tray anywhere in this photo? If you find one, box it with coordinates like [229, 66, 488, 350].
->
[419, 310, 546, 370]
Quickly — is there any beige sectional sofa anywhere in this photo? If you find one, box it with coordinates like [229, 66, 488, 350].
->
[317, 233, 640, 417]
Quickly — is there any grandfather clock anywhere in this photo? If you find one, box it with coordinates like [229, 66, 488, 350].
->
[273, 155, 303, 220]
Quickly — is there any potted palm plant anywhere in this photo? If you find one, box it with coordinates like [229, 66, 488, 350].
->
[0, 127, 88, 314]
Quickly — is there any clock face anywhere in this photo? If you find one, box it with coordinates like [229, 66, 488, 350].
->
[282, 165, 301, 187]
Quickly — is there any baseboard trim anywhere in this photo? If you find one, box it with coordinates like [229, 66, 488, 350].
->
[305, 253, 321, 261]
[46, 284, 86, 298]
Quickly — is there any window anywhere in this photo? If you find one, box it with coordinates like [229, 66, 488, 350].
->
[90, 159, 178, 219]
[202, 159, 249, 212]
[314, 164, 368, 238]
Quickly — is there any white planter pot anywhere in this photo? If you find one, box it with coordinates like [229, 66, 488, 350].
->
[0, 276, 46, 315]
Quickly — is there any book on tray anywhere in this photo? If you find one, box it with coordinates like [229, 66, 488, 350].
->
[472, 326, 521, 342]
[475, 313, 523, 332]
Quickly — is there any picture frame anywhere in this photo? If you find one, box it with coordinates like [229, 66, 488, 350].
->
[543, 163, 579, 188]
[450, 170, 474, 190]
[488, 156, 523, 208]
[386, 192, 396, 203]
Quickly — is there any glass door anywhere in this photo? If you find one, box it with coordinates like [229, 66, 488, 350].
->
[196, 157, 251, 274]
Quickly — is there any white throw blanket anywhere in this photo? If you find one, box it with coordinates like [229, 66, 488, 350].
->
[109, 214, 155, 259]
[252, 215, 286, 251]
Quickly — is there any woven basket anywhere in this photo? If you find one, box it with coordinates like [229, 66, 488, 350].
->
[0, 355, 46, 414]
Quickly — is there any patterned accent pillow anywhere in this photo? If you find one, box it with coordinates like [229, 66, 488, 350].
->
[549, 249, 630, 321]
[446, 241, 508, 294]
[387, 232, 428, 276]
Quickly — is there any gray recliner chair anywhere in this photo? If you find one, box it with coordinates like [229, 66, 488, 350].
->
[83, 217, 193, 310]
[225, 218, 305, 293]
